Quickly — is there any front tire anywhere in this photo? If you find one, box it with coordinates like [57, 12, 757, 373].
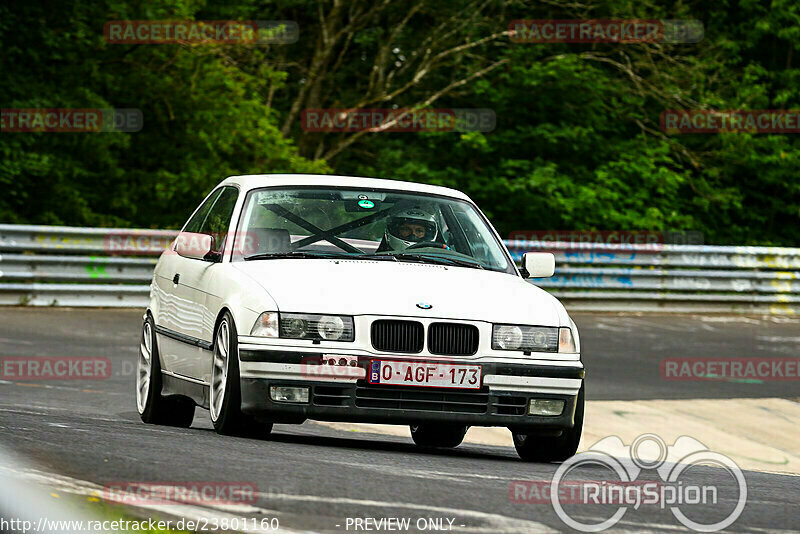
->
[512, 384, 585, 462]
[410, 424, 467, 448]
[209, 312, 272, 437]
[136, 315, 195, 427]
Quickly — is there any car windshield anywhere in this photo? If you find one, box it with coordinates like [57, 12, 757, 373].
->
[234, 187, 514, 274]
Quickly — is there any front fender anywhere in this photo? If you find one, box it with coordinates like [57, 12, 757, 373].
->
[205, 264, 279, 343]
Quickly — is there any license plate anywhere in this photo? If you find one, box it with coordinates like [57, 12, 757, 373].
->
[368, 360, 482, 389]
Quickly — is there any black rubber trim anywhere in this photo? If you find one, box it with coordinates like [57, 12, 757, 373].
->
[493, 363, 585, 379]
[240, 350, 312, 363]
[154, 325, 213, 351]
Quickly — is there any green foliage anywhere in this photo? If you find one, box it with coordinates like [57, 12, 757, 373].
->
[1, 0, 798, 244]
[0, 0, 327, 228]
[335, 2, 800, 245]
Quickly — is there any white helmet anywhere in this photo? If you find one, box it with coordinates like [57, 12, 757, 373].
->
[384, 208, 439, 250]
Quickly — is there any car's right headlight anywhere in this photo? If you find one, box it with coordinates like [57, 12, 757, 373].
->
[251, 312, 355, 342]
[250, 312, 279, 337]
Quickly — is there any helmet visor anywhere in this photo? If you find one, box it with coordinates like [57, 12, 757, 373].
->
[387, 218, 437, 243]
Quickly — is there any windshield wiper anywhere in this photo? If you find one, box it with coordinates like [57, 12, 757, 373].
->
[391, 253, 485, 270]
[246, 251, 491, 271]
[244, 251, 397, 261]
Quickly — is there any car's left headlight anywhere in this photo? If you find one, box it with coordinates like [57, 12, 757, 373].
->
[491, 324, 576, 353]
[558, 327, 577, 353]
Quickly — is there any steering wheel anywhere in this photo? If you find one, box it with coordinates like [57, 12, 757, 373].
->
[406, 241, 450, 251]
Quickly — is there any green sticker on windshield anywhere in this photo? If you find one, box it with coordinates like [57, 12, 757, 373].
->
[357, 199, 375, 209]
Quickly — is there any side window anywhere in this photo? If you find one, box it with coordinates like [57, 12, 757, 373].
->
[183, 189, 222, 234]
[200, 187, 239, 251]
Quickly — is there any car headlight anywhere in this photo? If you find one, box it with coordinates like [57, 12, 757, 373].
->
[558, 327, 577, 353]
[250, 312, 279, 337]
[279, 313, 354, 342]
[491, 324, 559, 352]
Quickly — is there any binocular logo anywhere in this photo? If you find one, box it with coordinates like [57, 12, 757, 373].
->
[551, 433, 747, 532]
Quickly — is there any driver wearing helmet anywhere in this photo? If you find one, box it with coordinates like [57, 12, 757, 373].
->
[382, 208, 441, 251]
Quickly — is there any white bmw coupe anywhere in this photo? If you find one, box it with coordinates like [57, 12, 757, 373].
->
[136, 174, 585, 461]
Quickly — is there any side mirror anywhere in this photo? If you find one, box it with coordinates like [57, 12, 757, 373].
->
[521, 252, 555, 278]
[174, 232, 219, 261]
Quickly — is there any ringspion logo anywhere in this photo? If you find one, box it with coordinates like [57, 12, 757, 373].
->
[542, 434, 746, 532]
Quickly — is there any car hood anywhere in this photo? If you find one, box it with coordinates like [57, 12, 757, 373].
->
[233, 259, 564, 326]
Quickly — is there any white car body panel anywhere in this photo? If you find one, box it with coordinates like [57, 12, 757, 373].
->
[231, 259, 562, 324]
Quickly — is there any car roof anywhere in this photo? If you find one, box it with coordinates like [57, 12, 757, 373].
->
[219, 174, 472, 202]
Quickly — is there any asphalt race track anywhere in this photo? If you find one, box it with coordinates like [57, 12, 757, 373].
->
[0, 308, 798, 533]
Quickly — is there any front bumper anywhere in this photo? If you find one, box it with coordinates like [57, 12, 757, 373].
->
[238, 348, 584, 431]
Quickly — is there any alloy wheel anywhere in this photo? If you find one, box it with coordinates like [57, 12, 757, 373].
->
[210, 320, 230, 421]
[136, 321, 152, 413]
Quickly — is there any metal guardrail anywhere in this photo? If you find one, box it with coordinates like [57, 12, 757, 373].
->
[1, 224, 798, 313]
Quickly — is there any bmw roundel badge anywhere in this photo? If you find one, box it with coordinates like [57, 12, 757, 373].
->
[416, 302, 433, 309]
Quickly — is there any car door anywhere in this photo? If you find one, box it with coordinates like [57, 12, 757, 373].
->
[154, 188, 222, 376]
[171, 186, 240, 381]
